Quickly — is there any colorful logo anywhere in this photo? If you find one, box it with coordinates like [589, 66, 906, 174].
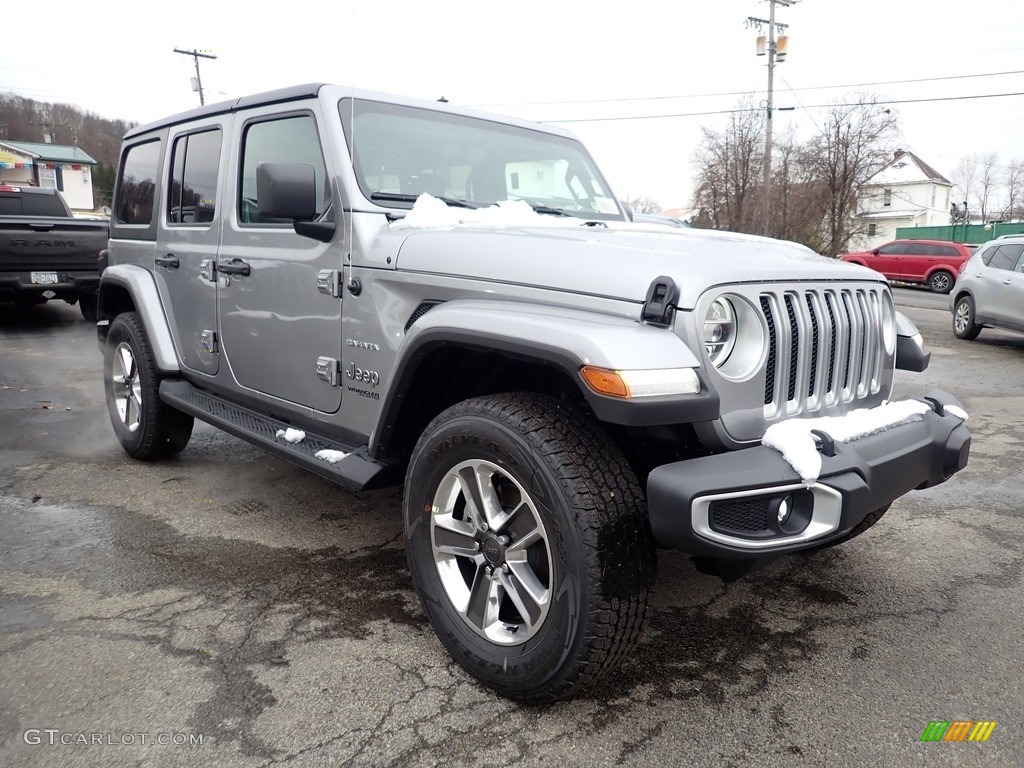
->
[920, 720, 997, 742]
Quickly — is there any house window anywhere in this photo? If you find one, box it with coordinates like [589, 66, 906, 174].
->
[883, 189, 892, 207]
[868, 223, 877, 236]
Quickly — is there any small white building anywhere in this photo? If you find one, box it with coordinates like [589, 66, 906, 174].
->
[0, 140, 98, 213]
[850, 150, 953, 250]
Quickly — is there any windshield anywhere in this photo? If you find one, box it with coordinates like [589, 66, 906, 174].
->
[339, 98, 624, 220]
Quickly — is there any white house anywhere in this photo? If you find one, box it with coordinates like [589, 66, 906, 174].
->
[850, 150, 953, 250]
[0, 140, 98, 213]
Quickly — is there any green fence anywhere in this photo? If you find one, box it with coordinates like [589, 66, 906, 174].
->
[894, 222, 1024, 244]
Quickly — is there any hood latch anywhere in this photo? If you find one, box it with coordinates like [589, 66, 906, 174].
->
[641, 275, 679, 327]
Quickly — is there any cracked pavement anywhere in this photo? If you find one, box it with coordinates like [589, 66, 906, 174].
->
[1, 290, 1022, 767]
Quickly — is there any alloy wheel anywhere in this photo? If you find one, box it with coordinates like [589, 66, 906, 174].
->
[111, 342, 143, 432]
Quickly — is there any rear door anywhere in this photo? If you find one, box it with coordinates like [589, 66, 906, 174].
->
[217, 104, 344, 413]
[154, 122, 225, 376]
[977, 243, 1023, 325]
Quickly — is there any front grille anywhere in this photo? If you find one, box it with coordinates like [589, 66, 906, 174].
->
[709, 497, 771, 534]
[760, 287, 886, 419]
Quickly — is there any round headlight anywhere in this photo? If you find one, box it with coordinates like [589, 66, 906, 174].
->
[702, 294, 766, 380]
[704, 298, 736, 367]
[881, 292, 896, 355]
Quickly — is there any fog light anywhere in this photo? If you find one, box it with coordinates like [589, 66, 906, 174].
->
[775, 496, 792, 525]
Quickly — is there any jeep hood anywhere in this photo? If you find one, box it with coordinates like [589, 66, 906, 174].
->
[392, 224, 884, 310]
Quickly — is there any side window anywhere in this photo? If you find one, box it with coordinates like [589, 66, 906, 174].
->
[935, 246, 959, 258]
[980, 247, 997, 266]
[116, 140, 161, 225]
[904, 244, 929, 256]
[239, 114, 328, 225]
[989, 244, 1024, 271]
[877, 243, 901, 255]
[168, 129, 222, 225]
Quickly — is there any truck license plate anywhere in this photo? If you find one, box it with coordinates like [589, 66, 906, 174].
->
[31, 272, 59, 285]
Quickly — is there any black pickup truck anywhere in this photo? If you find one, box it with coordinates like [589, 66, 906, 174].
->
[0, 185, 109, 321]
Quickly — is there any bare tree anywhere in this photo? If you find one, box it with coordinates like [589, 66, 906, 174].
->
[625, 195, 661, 214]
[800, 96, 900, 256]
[1004, 159, 1024, 221]
[691, 97, 764, 234]
[976, 152, 1000, 222]
[951, 155, 978, 215]
[771, 126, 827, 249]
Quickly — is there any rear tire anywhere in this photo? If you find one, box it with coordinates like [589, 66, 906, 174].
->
[953, 295, 981, 340]
[104, 312, 194, 460]
[403, 393, 655, 703]
[79, 292, 98, 322]
[929, 270, 954, 294]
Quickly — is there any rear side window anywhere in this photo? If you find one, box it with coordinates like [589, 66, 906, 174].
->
[989, 244, 1024, 271]
[168, 129, 222, 225]
[116, 140, 161, 225]
[0, 191, 68, 216]
[934, 245, 960, 258]
[238, 115, 328, 224]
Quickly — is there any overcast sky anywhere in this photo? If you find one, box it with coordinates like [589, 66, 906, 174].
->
[3, 0, 1022, 209]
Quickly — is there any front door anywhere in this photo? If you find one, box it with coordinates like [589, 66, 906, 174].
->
[154, 123, 224, 375]
[217, 107, 344, 413]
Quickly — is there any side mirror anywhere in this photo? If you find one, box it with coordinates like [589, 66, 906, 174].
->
[256, 162, 317, 221]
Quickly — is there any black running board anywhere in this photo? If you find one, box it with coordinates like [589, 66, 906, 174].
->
[159, 380, 394, 491]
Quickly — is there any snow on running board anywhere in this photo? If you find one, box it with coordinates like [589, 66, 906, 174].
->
[315, 449, 349, 464]
[275, 428, 306, 444]
[761, 400, 966, 485]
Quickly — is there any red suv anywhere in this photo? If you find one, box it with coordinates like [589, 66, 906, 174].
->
[840, 239, 976, 293]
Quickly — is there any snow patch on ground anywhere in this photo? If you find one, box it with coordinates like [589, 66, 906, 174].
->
[762, 400, 942, 484]
[315, 449, 349, 464]
[275, 428, 306, 444]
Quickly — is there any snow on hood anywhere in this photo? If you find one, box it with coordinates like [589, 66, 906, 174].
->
[391, 196, 587, 230]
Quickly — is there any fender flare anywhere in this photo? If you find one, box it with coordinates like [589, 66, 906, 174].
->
[98, 265, 180, 373]
[370, 300, 719, 457]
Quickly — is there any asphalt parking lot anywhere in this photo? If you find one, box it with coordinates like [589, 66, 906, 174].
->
[1, 290, 1022, 768]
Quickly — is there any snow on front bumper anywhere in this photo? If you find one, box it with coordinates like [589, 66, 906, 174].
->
[646, 390, 971, 558]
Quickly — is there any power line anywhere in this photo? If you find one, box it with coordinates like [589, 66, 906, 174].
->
[470, 69, 1024, 109]
[540, 91, 1024, 124]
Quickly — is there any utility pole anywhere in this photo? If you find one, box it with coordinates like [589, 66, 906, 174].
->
[747, 0, 793, 236]
[173, 48, 217, 106]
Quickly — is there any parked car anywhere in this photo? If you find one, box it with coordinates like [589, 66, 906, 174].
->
[840, 239, 975, 294]
[98, 83, 970, 703]
[950, 235, 1024, 340]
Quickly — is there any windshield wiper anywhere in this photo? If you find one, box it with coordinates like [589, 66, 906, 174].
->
[522, 201, 573, 217]
[369, 192, 480, 209]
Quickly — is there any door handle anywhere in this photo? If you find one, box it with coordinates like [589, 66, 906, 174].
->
[155, 254, 179, 269]
[1003, 279, 1012, 285]
[217, 259, 251, 276]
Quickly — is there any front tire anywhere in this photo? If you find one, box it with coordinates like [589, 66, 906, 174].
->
[104, 312, 194, 459]
[403, 393, 655, 703]
[953, 295, 981, 340]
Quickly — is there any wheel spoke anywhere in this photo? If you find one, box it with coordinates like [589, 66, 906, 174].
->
[433, 516, 480, 559]
[503, 502, 542, 552]
[500, 564, 548, 628]
[117, 346, 133, 382]
[458, 465, 504, 532]
[465, 565, 499, 631]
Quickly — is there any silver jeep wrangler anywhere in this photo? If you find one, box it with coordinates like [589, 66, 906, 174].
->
[98, 83, 971, 702]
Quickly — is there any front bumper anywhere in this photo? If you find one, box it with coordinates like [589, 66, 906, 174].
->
[647, 390, 970, 558]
